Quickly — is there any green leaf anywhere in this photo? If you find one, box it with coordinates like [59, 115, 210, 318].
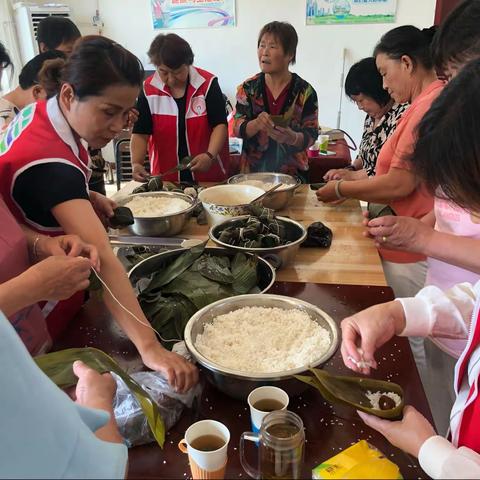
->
[191, 255, 234, 284]
[231, 253, 258, 294]
[294, 368, 405, 420]
[35, 348, 166, 447]
[162, 271, 234, 310]
[143, 243, 206, 293]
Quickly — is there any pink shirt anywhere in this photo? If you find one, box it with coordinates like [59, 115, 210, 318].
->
[0, 197, 51, 355]
[427, 195, 480, 291]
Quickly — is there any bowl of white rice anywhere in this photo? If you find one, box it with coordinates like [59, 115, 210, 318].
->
[184, 294, 339, 399]
[118, 191, 196, 237]
[228, 172, 301, 210]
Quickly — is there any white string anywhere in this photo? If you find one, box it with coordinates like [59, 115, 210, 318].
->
[90, 268, 183, 344]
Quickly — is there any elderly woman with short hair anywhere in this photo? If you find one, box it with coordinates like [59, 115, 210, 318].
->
[324, 57, 407, 181]
[233, 21, 318, 180]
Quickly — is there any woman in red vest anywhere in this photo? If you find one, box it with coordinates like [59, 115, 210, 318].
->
[131, 33, 228, 183]
[340, 58, 480, 478]
[0, 36, 197, 392]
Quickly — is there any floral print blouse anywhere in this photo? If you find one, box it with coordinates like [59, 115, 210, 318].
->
[359, 102, 408, 176]
[233, 72, 318, 176]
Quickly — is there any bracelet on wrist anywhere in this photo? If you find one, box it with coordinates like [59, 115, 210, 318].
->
[335, 180, 346, 200]
[205, 151, 215, 161]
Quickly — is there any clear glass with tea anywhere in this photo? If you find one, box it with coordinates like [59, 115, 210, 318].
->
[240, 410, 305, 479]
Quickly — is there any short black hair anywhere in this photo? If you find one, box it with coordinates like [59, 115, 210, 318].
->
[36, 16, 81, 51]
[148, 34, 194, 69]
[39, 36, 144, 100]
[0, 41, 12, 71]
[432, 0, 480, 71]
[374, 25, 437, 70]
[19, 50, 65, 89]
[410, 57, 480, 212]
[258, 21, 298, 65]
[345, 57, 391, 106]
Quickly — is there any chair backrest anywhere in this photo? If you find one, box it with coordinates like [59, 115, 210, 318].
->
[114, 138, 150, 190]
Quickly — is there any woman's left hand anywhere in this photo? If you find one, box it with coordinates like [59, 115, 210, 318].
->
[189, 153, 214, 173]
[357, 406, 436, 457]
[268, 126, 299, 146]
[316, 181, 343, 203]
[140, 342, 199, 393]
[89, 191, 117, 224]
[36, 234, 100, 270]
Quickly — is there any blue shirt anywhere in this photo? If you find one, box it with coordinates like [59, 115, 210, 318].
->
[0, 311, 128, 478]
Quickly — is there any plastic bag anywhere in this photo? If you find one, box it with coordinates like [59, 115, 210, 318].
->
[113, 370, 202, 448]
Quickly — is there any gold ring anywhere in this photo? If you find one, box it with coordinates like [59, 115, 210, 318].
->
[382, 236, 388, 243]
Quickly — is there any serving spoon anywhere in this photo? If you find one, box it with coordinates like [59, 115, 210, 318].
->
[249, 183, 283, 205]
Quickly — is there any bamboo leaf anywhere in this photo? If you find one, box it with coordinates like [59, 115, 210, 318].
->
[294, 368, 404, 419]
[35, 347, 166, 447]
[143, 242, 206, 293]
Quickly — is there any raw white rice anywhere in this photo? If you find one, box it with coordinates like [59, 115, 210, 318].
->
[366, 390, 401, 410]
[238, 180, 290, 191]
[195, 306, 331, 373]
[124, 195, 190, 217]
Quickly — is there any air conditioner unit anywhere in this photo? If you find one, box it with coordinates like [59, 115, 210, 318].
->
[13, 3, 72, 64]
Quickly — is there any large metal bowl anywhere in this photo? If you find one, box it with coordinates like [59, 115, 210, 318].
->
[184, 294, 339, 400]
[228, 172, 301, 210]
[117, 191, 196, 237]
[128, 247, 276, 294]
[209, 215, 307, 269]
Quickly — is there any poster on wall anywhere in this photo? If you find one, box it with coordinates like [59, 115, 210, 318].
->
[306, 0, 397, 25]
[151, 0, 236, 29]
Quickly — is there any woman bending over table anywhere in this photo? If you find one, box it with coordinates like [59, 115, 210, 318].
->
[316, 26, 440, 299]
[0, 36, 197, 392]
[233, 21, 318, 180]
[324, 57, 407, 181]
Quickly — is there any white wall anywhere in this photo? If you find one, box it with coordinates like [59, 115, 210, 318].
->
[63, 0, 436, 147]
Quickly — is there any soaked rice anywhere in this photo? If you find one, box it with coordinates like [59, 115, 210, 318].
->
[124, 195, 190, 217]
[195, 306, 331, 373]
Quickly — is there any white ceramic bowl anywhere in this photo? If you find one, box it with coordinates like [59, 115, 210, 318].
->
[198, 184, 265, 227]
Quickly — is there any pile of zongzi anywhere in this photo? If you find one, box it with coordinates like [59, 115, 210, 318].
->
[216, 205, 290, 248]
[136, 244, 260, 349]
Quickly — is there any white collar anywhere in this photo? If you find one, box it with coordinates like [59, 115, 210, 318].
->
[150, 66, 206, 95]
[46, 96, 80, 157]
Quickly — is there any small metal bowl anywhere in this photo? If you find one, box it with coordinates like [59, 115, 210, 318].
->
[128, 247, 276, 294]
[184, 294, 339, 400]
[228, 173, 301, 210]
[209, 215, 307, 269]
[117, 191, 196, 237]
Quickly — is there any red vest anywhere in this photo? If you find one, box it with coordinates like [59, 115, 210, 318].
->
[0, 99, 89, 339]
[143, 67, 228, 182]
[451, 303, 480, 452]
[0, 100, 91, 234]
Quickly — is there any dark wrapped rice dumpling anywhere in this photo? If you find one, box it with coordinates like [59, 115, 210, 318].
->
[216, 206, 289, 248]
[147, 176, 163, 192]
[302, 221, 333, 248]
[109, 206, 135, 229]
[132, 183, 149, 194]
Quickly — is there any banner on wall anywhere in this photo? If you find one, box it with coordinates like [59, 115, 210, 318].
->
[151, 0, 236, 29]
[306, 0, 397, 25]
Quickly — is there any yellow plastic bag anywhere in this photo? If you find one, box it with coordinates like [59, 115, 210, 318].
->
[312, 440, 402, 479]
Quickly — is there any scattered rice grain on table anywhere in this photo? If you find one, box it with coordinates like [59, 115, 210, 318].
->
[124, 195, 191, 217]
[195, 306, 331, 373]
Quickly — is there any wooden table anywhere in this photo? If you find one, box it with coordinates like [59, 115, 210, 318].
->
[113, 184, 386, 287]
[308, 139, 353, 183]
[55, 282, 431, 479]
